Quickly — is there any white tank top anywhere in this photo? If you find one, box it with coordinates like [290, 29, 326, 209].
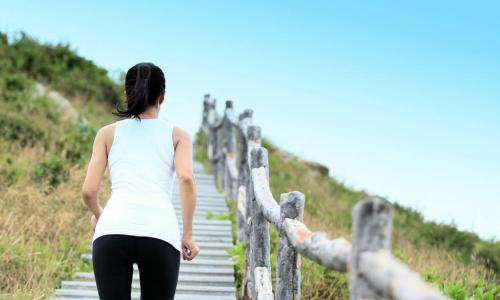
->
[92, 117, 181, 252]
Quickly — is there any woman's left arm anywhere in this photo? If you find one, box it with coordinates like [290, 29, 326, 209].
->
[81, 127, 108, 219]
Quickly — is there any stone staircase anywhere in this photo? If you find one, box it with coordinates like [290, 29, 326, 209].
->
[50, 161, 237, 300]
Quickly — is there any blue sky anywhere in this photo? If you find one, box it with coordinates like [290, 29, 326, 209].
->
[1, 1, 498, 239]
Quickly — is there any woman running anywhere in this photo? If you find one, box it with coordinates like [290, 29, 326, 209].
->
[81, 62, 199, 300]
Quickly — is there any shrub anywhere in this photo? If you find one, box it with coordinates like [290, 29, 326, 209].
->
[0, 111, 46, 147]
[32, 154, 69, 189]
[56, 120, 97, 164]
[0, 73, 33, 102]
[475, 242, 500, 275]
[0, 157, 21, 186]
[227, 242, 246, 296]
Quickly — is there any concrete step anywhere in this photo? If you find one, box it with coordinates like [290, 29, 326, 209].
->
[174, 184, 219, 189]
[53, 287, 235, 298]
[172, 202, 229, 212]
[174, 188, 221, 194]
[73, 272, 234, 286]
[174, 198, 225, 204]
[174, 203, 228, 210]
[179, 220, 231, 226]
[183, 235, 233, 242]
[179, 266, 235, 275]
[178, 229, 233, 236]
[174, 202, 228, 209]
[60, 281, 236, 294]
[175, 212, 228, 219]
[177, 224, 232, 231]
[173, 192, 224, 198]
[172, 198, 228, 206]
[50, 296, 235, 300]
[194, 173, 215, 180]
[181, 241, 233, 249]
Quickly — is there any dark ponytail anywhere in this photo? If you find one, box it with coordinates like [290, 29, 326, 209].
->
[112, 62, 165, 121]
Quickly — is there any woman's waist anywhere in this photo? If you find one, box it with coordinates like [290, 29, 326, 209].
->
[107, 190, 174, 208]
[99, 200, 179, 227]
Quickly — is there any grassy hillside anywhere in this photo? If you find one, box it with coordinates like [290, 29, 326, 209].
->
[0, 31, 120, 299]
[194, 130, 499, 299]
[0, 30, 498, 299]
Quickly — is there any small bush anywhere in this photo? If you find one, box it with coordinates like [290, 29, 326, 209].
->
[0, 157, 21, 186]
[475, 242, 500, 275]
[57, 120, 97, 164]
[227, 241, 246, 296]
[32, 154, 69, 189]
[0, 111, 46, 147]
[0, 73, 33, 102]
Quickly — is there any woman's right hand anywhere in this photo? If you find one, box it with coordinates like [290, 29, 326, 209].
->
[181, 235, 199, 261]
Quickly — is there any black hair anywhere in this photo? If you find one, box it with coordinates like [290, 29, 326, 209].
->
[112, 62, 165, 121]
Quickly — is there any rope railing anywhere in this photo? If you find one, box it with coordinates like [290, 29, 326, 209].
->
[200, 95, 449, 300]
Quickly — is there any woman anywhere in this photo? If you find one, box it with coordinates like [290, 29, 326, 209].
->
[81, 62, 199, 300]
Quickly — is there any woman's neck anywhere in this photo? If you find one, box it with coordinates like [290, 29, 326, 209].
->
[138, 105, 160, 119]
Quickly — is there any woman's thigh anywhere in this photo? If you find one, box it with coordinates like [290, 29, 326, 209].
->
[92, 234, 135, 300]
[134, 237, 180, 300]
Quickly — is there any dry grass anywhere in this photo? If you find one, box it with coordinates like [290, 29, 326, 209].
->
[0, 121, 112, 299]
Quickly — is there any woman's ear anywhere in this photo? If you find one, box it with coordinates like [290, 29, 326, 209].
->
[159, 91, 165, 105]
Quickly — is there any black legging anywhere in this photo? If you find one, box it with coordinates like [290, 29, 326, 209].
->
[92, 234, 180, 300]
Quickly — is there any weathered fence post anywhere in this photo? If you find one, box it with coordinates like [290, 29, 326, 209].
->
[202, 94, 211, 135]
[223, 100, 238, 201]
[207, 99, 218, 162]
[350, 198, 393, 300]
[242, 125, 262, 300]
[236, 109, 253, 242]
[214, 102, 225, 190]
[250, 146, 272, 299]
[254, 267, 274, 300]
[277, 192, 305, 300]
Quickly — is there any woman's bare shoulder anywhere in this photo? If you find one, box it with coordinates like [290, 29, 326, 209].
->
[172, 126, 192, 149]
[99, 122, 116, 137]
[96, 122, 117, 153]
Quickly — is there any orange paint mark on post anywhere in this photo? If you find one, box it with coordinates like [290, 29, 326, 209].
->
[296, 227, 313, 242]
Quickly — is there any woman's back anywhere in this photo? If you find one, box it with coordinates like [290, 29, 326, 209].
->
[92, 117, 181, 252]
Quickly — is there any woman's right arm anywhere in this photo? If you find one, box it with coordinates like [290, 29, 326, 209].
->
[173, 127, 199, 260]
